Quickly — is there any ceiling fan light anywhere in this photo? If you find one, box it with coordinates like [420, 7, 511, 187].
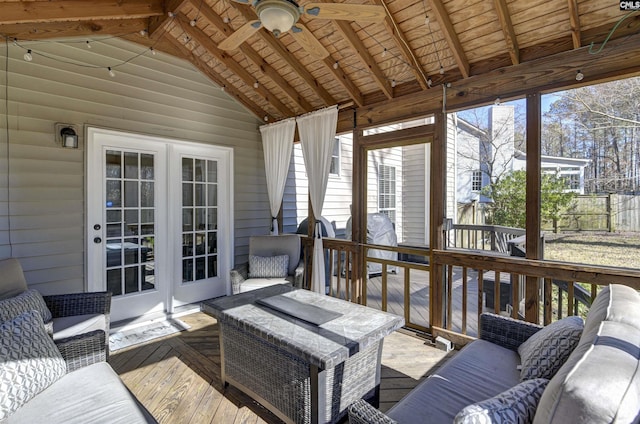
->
[256, 0, 300, 37]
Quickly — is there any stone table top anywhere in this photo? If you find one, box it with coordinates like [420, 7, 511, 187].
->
[202, 285, 405, 370]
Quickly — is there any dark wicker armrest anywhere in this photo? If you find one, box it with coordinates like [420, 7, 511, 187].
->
[480, 312, 543, 351]
[231, 262, 249, 294]
[43, 291, 111, 318]
[293, 259, 305, 289]
[55, 329, 106, 372]
[348, 399, 398, 424]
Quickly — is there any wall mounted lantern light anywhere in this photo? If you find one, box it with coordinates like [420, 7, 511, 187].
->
[55, 123, 79, 149]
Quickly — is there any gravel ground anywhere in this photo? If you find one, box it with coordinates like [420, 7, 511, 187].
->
[543, 232, 640, 270]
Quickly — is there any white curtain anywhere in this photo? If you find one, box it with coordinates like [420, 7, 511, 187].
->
[297, 106, 338, 294]
[260, 118, 296, 235]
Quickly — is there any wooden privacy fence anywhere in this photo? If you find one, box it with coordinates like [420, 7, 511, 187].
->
[560, 194, 640, 232]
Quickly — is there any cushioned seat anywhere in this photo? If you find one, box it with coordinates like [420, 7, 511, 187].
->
[231, 234, 304, 294]
[52, 314, 107, 341]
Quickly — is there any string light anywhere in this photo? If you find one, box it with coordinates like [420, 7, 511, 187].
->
[223, 16, 230, 23]
[150, 47, 156, 55]
[253, 81, 259, 89]
[86, 41, 91, 49]
[139, 29, 148, 37]
[427, 78, 433, 88]
[439, 66, 444, 75]
[108, 67, 116, 77]
[190, 19, 198, 27]
[168, 11, 176, 18]
[575, 70, 584, 81]
[333, 61, 339, 69]
[23, 50, 33, 62]
[391, 79, 396, 88]
[425, 15, 430, 26]
[182, 35, 190, 43]
[382, 48, 387, 58]
[264, 115, 269, 121]
[221, 85, 225, 92]
[494, 97, 501, 105]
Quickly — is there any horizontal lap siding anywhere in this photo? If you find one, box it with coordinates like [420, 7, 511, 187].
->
[0, 38, 263, 294]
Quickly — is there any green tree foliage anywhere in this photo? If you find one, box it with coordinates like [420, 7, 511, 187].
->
[482, 170, 576, 229]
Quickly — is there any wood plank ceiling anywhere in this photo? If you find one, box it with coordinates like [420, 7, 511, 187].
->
[0, 0, 638, 124]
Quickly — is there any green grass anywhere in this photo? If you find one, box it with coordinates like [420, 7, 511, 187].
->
[544, 232, 640, 270]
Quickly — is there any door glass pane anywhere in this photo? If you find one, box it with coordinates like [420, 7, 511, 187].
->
[182, 156, 219, 283]
[105, 150, 156, 298]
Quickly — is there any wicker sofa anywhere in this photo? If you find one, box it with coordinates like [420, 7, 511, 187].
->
[0, 258, 157, 423]
[349, 284, 640, 423]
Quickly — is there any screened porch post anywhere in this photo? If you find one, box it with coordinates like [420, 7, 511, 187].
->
[525, 92, 542, 323]
[352, 127, 366, 303]
[430, 111, 446, 329]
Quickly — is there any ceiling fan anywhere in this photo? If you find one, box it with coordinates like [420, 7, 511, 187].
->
[218, 0, 386, 59]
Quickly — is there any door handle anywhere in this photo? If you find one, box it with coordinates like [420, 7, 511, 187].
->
[94, 237, 102, 244]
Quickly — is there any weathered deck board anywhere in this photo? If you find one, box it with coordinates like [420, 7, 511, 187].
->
[111, 311, 453, 423]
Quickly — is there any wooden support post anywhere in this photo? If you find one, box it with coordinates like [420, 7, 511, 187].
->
[430, 111, 446, 329]
[525, 93, 542, 324]
[352, 127, 366, 303]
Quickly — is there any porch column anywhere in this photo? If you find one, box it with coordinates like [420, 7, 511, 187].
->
[430, 111, 447, 329]
[525, 92, 542, 323]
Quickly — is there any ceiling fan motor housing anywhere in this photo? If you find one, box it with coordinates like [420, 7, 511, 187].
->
[254, 0, 302, 37]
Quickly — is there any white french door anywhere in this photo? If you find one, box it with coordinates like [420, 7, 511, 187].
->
[87, 128, 232, 323]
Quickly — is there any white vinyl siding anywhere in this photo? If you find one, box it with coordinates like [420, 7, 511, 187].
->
[0, 38, 264, 294]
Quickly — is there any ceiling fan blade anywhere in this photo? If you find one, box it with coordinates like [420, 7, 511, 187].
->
[303, 3, 386, 23]
[218, 20, 262, 51]
[290, 25, 329, 59]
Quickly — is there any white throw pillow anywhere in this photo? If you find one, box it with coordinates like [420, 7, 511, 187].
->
[518, 315, 583, 381]
[0, 310, 67, 419]
[454, 378, 549, 424]
[0, 289, 52, 325]
[249, 255, 289, 278]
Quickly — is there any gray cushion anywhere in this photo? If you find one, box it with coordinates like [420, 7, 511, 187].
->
[0, 310, 67, 420]
[0, 259, 28, 300]
[249, 234, 300, 275]
[239, 277, 292, 293]
[518, 316, 583, 381]
[0, 289, 53, 326]
[5, 362, 156, 424]
[454, 378, 549, 424]
[52, 314, 107, 341]
[534, 284, 640, 424]
[387, 340, 522, 423]
[248, 254, 289, 278]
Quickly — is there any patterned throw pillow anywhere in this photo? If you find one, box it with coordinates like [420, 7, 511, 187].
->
[0, 310, 67, 419]
[0, 289, 52, 325]
[454, 378, 549, 424]
[248, 255, 289, 278]
[518, 315, 583, 381]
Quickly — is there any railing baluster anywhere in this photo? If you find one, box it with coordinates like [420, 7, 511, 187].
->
[544, 278, 552, 325]
[567, 282, 575, 317]
[447, 265, 453, 330]
[404, 266, 411, 330]
[477, 269, 484, 327]
[511, 274, 519, 319]
[462, 266, 468, 335]
[494, 271, 501, 314]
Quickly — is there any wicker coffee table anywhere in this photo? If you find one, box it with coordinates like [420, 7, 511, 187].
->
[202, 284, 404, 424]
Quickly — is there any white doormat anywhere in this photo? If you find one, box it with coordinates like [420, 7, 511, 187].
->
[109, 319, 191, 352]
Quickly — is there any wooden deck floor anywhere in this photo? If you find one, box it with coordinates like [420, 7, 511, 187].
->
[111, 311, 454, 424]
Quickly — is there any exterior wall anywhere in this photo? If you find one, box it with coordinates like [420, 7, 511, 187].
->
[446, 114, 458, 223]
[0, 38, 264, 295]
[401, 144, 428, 246]
[366, 146, 403, 239]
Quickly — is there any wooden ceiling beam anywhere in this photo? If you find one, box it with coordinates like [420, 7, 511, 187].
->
[372, 0, 429, 90]
[0, 0, 163, 25]
[0, 19, 148, 41]
[165, 35, 270, 120]
[426, 0, 470, 78]
[493, 0, 519, 65]
[333, 20, 393, 99]
[188, 7, 313, 114]
[148, 0, 191, 39]
[231, 5, 337, 106]
[337, 31, 640, 133]
[567, 0, 582, 49]
[180, 21, 295, 117]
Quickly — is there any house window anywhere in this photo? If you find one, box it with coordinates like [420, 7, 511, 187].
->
[329, 138, 340, 175]
[378, 164, 396, 223]
[472, 170, 482, 191]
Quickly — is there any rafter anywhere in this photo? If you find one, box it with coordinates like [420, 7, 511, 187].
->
[180, 22, 295, 117]
[493, 0, 519, 65]
[230, 4, 337, 106]
[0, 0, 163, 25]
[165, 35, 271, 120]
[567, 0, 581, 49]
[371, 0, 429, 90]
[333, 20, 393, 99]
[148, 0, 191, 39]
[426, 0, 470, 78]
[187, 7, 313, 114]
[0, 19, 148, 41]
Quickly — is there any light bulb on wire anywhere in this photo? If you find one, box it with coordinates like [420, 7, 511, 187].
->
[108, 67, 115, 78]
[23, 50, 33, 62]
[86, 41, 91, 49]
[223, 16, 230, 23]
[391, 79, 396, 88]
[333, 61, 339, 70]
[575, 70, 584, 81]
[439, 66, 444, 75]
[150, 47, 156, 56]
[253, 81, 259, 89]
[190, 19, 197, 27]
[382, 48, 387, 58]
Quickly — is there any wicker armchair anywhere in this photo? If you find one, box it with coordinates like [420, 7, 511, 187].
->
[231, 234, 304, 294]
[0, 258, 112, 370]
